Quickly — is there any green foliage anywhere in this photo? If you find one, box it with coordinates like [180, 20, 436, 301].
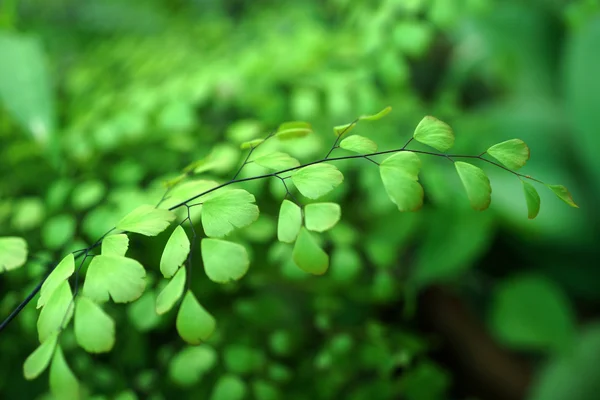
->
[116, 205, 176, 236]
[522, 181, 541, 219]
[486, 139, 530, 170]
[413, 116, 455, 152]
[23, 332, 58, 380]
[83, 255, 146, 303]
[454, 162, 492, 211]
[169, 345, 217, 387]
[176, 291, 216, 345]
[291, 164, 344, 199]
[201, 239, 249, 283]
[74, 296, 115, 353]
[277, 200, 302, 243]
[37, 280, 72, 342]
[546, 184, 579, 208]
[339, 135, 378, 154]
[155, 267, 186, 315]
[37, 254, 74, 308]
[379, 152, 424, 212]
[0, 236, 27, 272]
[49, 346, 80, 400]
[201, 189, 259, 238]
[253, 152, 300, 170]
[305, 203, 342, 232]
[292, 228, 329, 275]
[160, 226, 190, 278]
[101, 233, 129, 257]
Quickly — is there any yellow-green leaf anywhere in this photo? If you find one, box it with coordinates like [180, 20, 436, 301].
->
[83, 255, 146, 303]
[277, 200, 302, 243]
[37, 253, 74, 309]
[359, 106, 392, 121]
[455, 161, 492, 211]
[292, 228, 328, 275]
[379, 152, 424, 212]
[333, 122, 357, 137]
[156, 266, 186, 315]
[291, 163, 343, 200]
[522, 181, 541, 219]
[101, 234, 129, 257]
[276, 121, 312, 140]
[413, 116, 455, 152]
[160, 226, 190, 278]
[340, 135, 378, 154]
[37, 280, 73, 342]
[487, 139, 530, 170]
[49, 346, 79, 400]
[116, 205, 176, 236]
[240, 138, 264, 150]
[176, 291, 216, 345]
[0, 236, 27, 272]
[74, 296, 115, 353]
[201, 239, 249, 283]
[253, 152, 300, 170]
[23, 331, 58, 380]
[305, 203, 341, 232]
[546, 184, 579, 208]
[201, 189, 259, 238]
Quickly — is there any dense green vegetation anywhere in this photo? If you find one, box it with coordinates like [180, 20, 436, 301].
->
[1, 1, 599, 399]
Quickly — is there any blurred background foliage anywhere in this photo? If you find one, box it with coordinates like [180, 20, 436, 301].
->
[1, 0, 599, 399]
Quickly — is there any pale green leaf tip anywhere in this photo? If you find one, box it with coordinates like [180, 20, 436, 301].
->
[546, 184, 579, 208]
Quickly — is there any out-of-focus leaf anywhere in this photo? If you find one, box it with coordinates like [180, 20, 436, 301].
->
[49, 346, 79, 400]
[176, 291, 216, 345]
[292, 228, 328, 275]
[0, 236, 28, 272]
[74, 296, 115, 353]
[23, 332, 58, 380]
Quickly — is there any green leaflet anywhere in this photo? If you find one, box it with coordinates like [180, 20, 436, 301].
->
[49, 346, 79, 400]
[74, 296, 115, 353]
[210, 374, 247, 400]
[116, 204, 176, 236]
[83, 255, 146, 303]
[333, 106, 392, 136]
[37, 253, 74, 308]
[253, 152, 300, 170]
[201, 189, 259, 238]
[305, 203, 341, 232]
[23, 331, 58, 380]
[201, 239, 249, 283]
[169, 345, 217, 387]
[454, 161, 492, 211]
[291, 163, 343, 199]
[277, 200, 302, 243]
[276, 121, 312, 140]
[186, 144, 239, 175]
[413, 116, 454, 152]
[379, 152, 424, 212]
[546, 184, 579, 208]
[339, 135, 378, 154]
[522, 181, 541, 219]
[160, 226, 190, 278]
[37, 280, 73, 342]
[101, 233, 129, 257]
[176, 291, 216, 345]
[156, 267, 186, 315]
[486, 139, 530, 170]
[0, 236, 28, 272]
[240, 138, 264, 150]
[292, 228, 328, 275]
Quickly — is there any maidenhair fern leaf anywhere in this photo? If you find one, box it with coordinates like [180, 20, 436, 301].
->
[0, 236, 27, 272]
[116, 205, 176, 236]
[455, 161, 492, 210]
[276, 121, 312, 140]
[201, 239, 249, 283]
[37, 280, 73, 342]
[160, 226, 190, 278]
[291, 163, 343, 199]
[74, 296, 115, 353]
[487, 139, 530, 170]
[522, 181, 541, 219]
[546, 184, 579, 208]
[201, 189, 259, 238]
[176, 291, 216, 345]
[37, 253, 74, 309]
[340, 135, 378, 154]
[379, 152, 424, 212]
[83, 255, 146, 303]
[101, 234, 129, 257]
[413, 116, 455, 152]
[305, 203, 341, 232]
[253, 152, 300, 170]
[292, 228, 328, 275]
[277, 200, 302, 243]
[23, 331, 58, 380]
[156, 267, 186, 315]
[49, 346, 79, 400]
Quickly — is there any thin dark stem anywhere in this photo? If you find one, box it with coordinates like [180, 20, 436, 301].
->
[325, 118, 358, 159]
